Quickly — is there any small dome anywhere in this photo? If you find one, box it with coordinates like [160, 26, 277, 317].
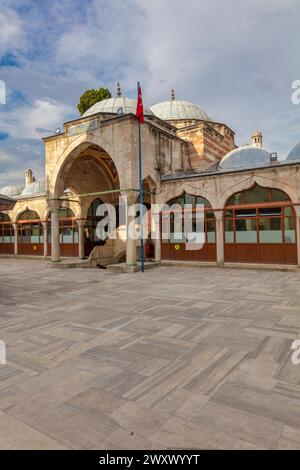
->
[0, 184, 23, 197]
[150, 91, 212, 122]
[219, 145, 271, 170]
[21, 180, 45, 196]
[286, 141, 300, 161]
[82, 83, 153, 118]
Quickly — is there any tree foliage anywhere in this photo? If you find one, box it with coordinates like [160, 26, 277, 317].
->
[77, 87, 111, 115]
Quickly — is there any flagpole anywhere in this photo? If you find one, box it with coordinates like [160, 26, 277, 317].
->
[138, 105, 145, 273]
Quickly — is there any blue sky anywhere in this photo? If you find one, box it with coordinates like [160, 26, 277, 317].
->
[0, 0, 300, 187]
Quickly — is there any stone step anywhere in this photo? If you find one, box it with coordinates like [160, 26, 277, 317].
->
[107, 261, 160, 273]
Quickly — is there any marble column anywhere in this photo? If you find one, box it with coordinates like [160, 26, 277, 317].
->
[42, 222, 48, 258]
[126, 205, 137, 267]
[50, 205, 60, 262]
[215, 210, 224, 266]
[152, 204, 161, 263]
[12, 223, 18, 256]
[77, 220, 85, 259]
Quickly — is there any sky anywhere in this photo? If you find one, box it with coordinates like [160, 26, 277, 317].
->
[0, 0, 300, 187]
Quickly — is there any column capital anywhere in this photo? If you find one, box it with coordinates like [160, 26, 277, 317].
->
[76, 219, 86, 228]
[214, 209, 223, 221]
[47, 199, 60, 211]
[294, 206, 300, 218]
[120, 190, 137, 205]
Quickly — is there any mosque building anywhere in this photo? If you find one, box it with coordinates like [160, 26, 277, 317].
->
[1, 83, 300, 268]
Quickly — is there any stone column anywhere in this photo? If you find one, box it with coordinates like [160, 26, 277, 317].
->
[77, 219, 85, 259]
[295, 207, 300, 266]
[150, 192, 161, 263]
[155, 230, 161, 262]
[12, 223, 18, 256]
[152, 204, 161, 263]
[215, 210, 224, 266]
[126, 205, 137, 267]
[42, 222, 48, 258]
[50, 204, 60, 262]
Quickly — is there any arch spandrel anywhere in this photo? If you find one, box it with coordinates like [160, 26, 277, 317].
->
[9, 202, 48, 224]
[47, 133, 130, 199]
[158, 182, 216, 208]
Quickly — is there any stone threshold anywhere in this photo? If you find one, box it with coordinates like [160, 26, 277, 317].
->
[47, 258, 90, 269]
[107, 261, 160, 273]
[0, 255, 49, 261]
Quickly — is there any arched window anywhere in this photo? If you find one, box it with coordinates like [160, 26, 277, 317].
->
[59, 207, 77, 244]
[18, 210, 40, 221]
[87, 199, 103, 218]
[85, 199, 105, 243]
[226, 183, 290, 206]
[0, 213, 11, 222]
[47, 207, 78, 244]
[224, 184, 296, 256]
[163, 192, 215, 244]
[18, 210, 43, 244]
[0, 213, 14, 245]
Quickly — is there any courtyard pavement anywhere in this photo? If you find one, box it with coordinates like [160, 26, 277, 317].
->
[0, 259, 300, 449]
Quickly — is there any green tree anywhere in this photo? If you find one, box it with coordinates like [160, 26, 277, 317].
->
[77, 87, 111, 115]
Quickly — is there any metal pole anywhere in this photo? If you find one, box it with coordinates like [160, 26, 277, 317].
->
[138, 119, 144, 273]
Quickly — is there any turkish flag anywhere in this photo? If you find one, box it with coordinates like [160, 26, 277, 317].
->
[135, 82, 144, 124]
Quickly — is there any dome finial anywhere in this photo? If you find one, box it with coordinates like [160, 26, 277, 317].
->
[171, 89, 175, 100]
[116, 83, 121, 97]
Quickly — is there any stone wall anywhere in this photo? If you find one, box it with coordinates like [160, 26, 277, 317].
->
[176, 122, 236, 172]
[158, 163, 300, 208]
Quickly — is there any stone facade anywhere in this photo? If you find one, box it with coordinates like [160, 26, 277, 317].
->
[1, 92, 300, 268]
[176, 121, 235, 171]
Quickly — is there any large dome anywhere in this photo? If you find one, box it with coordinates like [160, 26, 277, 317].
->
[82, 83, 153, 118]
[21, 180, 45, 196]
[286, 141, 300, 161]
[0, 184, 23, 197]
[150, 90, 212, 122]
[219, 146, 271, 170]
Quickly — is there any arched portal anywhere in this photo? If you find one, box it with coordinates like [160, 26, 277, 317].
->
[224, 183, 297, 264]
[17, 210, 43, 256]
[49, 143, 121, 260]
[161, 192, 216, 261]
[52, 143, 120, 199]
[0, 213, 14, 254]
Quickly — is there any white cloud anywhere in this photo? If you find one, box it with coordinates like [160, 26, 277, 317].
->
[0, 0, 300, 183]
[0, 150, 13, 164]
[25, 99, 72, 136]
[0, 7, 24, 56]
[0, 98, 72, 140]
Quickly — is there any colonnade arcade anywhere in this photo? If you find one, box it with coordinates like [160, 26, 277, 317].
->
[1, 181, 300, 266]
